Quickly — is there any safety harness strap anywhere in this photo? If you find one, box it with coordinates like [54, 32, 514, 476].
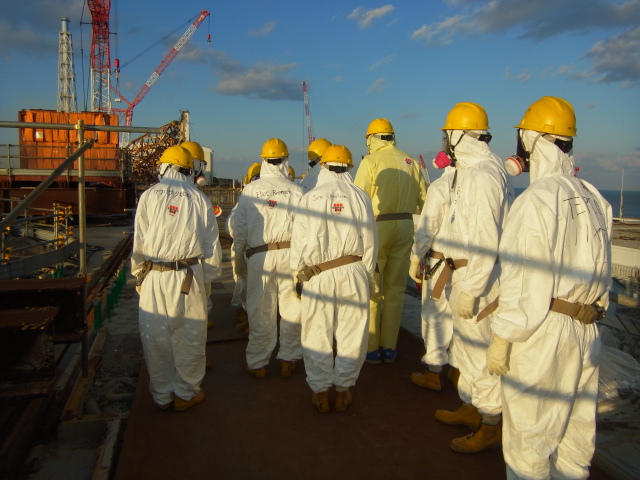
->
[476, 297, 499, 322]
[297, 255, 362, 282]
[549, 298, 605, 325]
[375, 212, 413, 222]
[150, 257, 200, 295]
[245, 241, 291, 258]
[428, 250, 468, 300]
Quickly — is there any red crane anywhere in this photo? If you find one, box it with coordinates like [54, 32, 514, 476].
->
[302, 81, 314, 147]
[111, 10, 210, 144]
[87, 0, 112, 113]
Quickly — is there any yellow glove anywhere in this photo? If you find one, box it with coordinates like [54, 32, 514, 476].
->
[486, 334, 510, 376]
[408, 255, 422, 284]
[234, 253, 247, 278]
[136, 285, 142, 295]
[457, 291, 477, 319]
[367, 270, 381, 297]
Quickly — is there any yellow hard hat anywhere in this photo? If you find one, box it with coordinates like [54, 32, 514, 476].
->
[441, 102, 489, 130]
[308, 138, 332, 161]
[157, 145, 193, 169]
[320, 144, 353, 166]
[181, 141, 205, 163]
[515, 96, 576, 136]
[366, 118, 394, 138]
[245, 162, 261, 184]
[261, 138, 289, 158]
[288, 166, 295, 180]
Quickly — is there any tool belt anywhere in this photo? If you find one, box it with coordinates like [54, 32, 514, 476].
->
[549, 298, 606, 325]
[245, 241, 291, 258]
[297, 255, 362, 282]
[375, 212, 413, 222]
[428, 250, 468, 300]
[145, 257, 200, 295]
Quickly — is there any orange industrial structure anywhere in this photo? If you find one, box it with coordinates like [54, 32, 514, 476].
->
[1, 109, 133, 215]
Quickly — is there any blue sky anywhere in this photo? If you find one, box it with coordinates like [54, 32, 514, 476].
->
[1, 0, 639, 191]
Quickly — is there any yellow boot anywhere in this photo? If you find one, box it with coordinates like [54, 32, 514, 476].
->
[435, 402, 482, 429]
[410, 370, 443, 391]
[174, 389, 205, 411]
[334, 389, 352, 412]
[246, 365, 267, 378]
[312, 391, 330, 413]
[279, 360, 296, 377]
[450, 422, 502, 453]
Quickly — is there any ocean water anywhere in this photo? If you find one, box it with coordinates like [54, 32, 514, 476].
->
[514, 188, 640, 219]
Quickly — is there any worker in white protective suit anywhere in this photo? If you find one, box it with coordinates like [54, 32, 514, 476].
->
[131, 145, 222, 411]
[300, 138, 331, 193]
[426, 102, 512, 453]
[181, 141, 215, 326]
[226, 162, 262, 335]
[354, 118, 428, 364]
[290, 145, 378, 413]
[228, 138, 304, 378]
[487, 96, 611, 479]
[408, 165, 458, 391]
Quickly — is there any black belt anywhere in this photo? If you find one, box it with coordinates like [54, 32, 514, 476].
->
[150, 257, 200, 294]
[375, 212, 413, 222]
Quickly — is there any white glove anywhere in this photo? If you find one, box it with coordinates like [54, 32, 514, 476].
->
[457, 291, 477, 319]
[136, 285, 142, 295]
[486, 334, 510, 376]
[367, 270, 381, 297]
[234, 253, 247, 278]
[408, 256, 422, 284]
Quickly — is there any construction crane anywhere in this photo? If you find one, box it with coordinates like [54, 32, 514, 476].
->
[111, 10, 210, 145]
[302, 81, 314, 146]
[87, 0, 112, 113]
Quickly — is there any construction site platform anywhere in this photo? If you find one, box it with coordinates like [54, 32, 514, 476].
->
[113, 249, 612, 480]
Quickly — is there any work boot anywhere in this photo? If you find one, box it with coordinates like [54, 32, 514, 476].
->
[246, 365, 267, 378]
[365, 350, 382, 365]
[312, 391, 330, 413]
[381, 348, 397, 364]
[410, 370, 443, 391]
[174, 389, 205, 411]
[447, 366, 460, 388]
[435, 402, 482, 429]
[450, 422, 502, 453]
[235, 308, 248, 323]
[334, 389, 352, 412]
[278, 360, 296, 377]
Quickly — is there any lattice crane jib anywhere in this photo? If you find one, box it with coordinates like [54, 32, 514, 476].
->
[87, 0, 112, 113]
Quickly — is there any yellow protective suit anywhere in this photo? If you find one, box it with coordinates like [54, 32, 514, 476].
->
[354, 135, 427, 354]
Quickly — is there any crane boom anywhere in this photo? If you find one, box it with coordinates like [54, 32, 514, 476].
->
[110, 10, 210, 145]
[87, 0, 112, 112]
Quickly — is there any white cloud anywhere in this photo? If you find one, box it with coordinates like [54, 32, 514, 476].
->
[584, 26, 640, 87]
[213, 61, 300, 100]
[248, 21, 276, 37]
[367, 78, 386, 93]
[411, 15, 472, 47]
[369, 55, 396, 71]
[504, 66, 532, 83]
[348, 5, 395, 29]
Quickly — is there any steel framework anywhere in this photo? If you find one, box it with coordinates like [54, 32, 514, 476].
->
[87, 0, 111, 113]
[57, 17, 77, 113]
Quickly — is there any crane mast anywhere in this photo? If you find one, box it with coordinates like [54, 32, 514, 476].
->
[302, 81, 314, 146]
[87, 0, 112, 113]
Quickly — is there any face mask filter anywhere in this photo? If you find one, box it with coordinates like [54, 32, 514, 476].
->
[433, 151, 452, 169]
[505, 130, 531, 176]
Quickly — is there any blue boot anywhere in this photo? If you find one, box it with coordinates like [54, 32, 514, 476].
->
[381, 348, 397, 364]
[365, 350, 382, 365]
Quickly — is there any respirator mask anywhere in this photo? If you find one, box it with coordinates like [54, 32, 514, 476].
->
[433, 132, 457, 169]
[193, 160, 208, 186]
[504, 130, 531, 176]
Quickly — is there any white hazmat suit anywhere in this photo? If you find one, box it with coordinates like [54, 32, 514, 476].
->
[132, 166, 222, 405]
[437, 131, 511, 417]
[290, 166, 378, 393]
[299, 162, 320, 193]
[491, 129, 611, 479]
[229, 159, 304, 370]
[411, 166, 457, 368]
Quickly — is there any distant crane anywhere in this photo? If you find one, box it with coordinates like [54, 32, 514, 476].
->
[87, 0, 112, 113]
[57, 17, 78, 112]
[302, 81, 314, 146]
[111, 10, 210, 145]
